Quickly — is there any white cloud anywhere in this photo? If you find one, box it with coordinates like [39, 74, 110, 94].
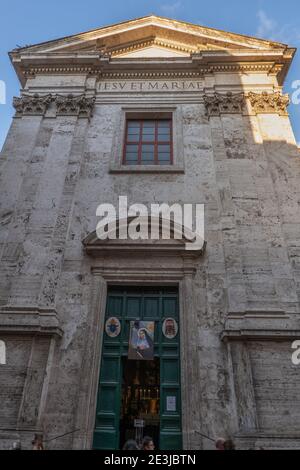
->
[160, 1, 182, 15]
[256, 9, 300, 45]
[256, 10, 277, 38]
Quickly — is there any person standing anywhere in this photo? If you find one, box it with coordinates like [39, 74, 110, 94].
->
[215, 437, 226, 450]
[123, 439, 140, 450]
[142, 436, 155, 451]
[32, 434, 44, 450]
[224, 439, 235, 450]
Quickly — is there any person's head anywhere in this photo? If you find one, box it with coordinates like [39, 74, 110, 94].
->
[142, 436, 155, 451]
[224, 439, 235, 450]
[215, 437, 226, 450]
[138, 330, 146, 340]
[122, 439, 139, 450]
[32, 434, 43, 450]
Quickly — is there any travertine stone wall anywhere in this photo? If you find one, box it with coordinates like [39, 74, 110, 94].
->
[0, 70, 300, 449]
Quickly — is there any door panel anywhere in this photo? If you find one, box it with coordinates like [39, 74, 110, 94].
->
[93, 286, 182, 450]
[93, 356, 121, 449]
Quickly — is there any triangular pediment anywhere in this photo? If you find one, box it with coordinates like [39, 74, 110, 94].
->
[10, 15, 295, 86]
[12, 14, 289, 57]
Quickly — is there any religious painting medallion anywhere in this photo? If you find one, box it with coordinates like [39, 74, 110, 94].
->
[105, 317, 121, 338]
[162, 318, 178, 339]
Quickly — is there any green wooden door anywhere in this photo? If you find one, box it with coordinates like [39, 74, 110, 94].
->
[93, 287, 182, 450]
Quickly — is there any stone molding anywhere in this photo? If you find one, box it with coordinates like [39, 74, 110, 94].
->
[13, 93, 96, 119]
[107, 38, 197, 56]
[204, 91, 245, 117]
[13, 93, 52, 117]
[83, 222, 206, 259]
[221, 310, 300, 342]
[221, 329, 300, 342]
[23, 63, 281, 80]
[248, 91, 290, 116]
[0, 306, 63, 337]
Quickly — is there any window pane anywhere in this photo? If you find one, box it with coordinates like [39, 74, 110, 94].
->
[143, 127, 155, 134]
[127, 134, 139, 142]
[158, 121, 170, 128]
[142, 128, 155, 141]
[125, 142, 139, 164]
[127, 124, 140, 130]
[143, 121, 155, 128]
[157, 134, 170, 142]
[142, 136, 155, 142]
[127, 145, 139, 152]
[141, 156, 154, 165]
[125, 154, 138, 163]
[141, 153, 154, 159]
[128, 121, 140, 129]
[127, 130, 140, 137]
[143, 130, 155, 136]
[158, 153, 171, 161]
[142, 145, 154, 153]
[126, 152, 138, 159]
[158, 144, 170, 153]
[127, 122, 140, 140]
[141, 153, 154, 160]
[158, 125, 170, 132]
[141, 141, 154, 163]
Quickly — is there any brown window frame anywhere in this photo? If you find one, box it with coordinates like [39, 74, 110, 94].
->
[123, 118, 173, 166]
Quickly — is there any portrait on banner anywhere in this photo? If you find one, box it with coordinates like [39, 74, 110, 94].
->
[128, 321, 154, 360]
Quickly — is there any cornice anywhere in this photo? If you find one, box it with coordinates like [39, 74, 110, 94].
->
[221, 308, 300, 342]
[221, 329, 300, 342]
[9, 15, 289, 56]
[9, 16, 295, 87]
[0, 306, 63, 337]
[22, 62, 283, 80]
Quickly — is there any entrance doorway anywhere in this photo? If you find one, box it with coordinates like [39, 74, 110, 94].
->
[93, 286, 182, 450]
[120, 358, 160, 448]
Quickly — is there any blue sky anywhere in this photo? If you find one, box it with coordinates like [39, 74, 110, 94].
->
[1, 0, 300, 149]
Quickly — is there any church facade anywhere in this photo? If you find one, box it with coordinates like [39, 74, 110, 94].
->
[0, 15, 300, 450]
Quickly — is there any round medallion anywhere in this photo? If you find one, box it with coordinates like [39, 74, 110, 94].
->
[162, 318, 178, 339]
[105, 317, 121, 338]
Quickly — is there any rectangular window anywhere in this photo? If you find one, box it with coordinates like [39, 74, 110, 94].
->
[123, 119, 173, 165]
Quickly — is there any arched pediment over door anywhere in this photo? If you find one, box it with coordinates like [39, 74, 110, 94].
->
[82, 216, 206, 259]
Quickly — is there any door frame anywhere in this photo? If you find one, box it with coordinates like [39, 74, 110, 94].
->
[73, 230, 205, 450]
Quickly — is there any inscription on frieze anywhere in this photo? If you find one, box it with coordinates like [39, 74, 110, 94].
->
[97, 80, 204, 93]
